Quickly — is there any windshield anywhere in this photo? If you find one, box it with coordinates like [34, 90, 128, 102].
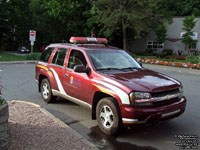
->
[87, 49, 141, 71]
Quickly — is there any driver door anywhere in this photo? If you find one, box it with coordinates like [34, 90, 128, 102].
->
[62, 49, 90, 103]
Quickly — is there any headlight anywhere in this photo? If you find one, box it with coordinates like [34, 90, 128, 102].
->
[135, 92, 151, 100]
[129, 92, 152, 106]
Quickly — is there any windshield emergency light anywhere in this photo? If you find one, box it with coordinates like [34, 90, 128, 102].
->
[70, 37, 108, 44]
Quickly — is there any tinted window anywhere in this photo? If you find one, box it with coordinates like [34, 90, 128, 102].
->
[52, 48, 68, 66]
[67, 50, 87, 69]
[40, 47, 54, 62]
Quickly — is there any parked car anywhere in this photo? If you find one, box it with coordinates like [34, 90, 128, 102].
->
[35, 37, 187, 135]
[18, 46, 30, 53]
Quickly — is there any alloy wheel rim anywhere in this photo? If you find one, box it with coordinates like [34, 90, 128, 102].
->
[100, 105, 114, 128]
[42, 83, 49, 99]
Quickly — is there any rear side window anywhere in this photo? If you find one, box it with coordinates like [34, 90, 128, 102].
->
[52, 48, 68, 66]
[40, 47, 54, 62]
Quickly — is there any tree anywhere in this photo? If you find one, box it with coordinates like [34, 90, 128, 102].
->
[0, 0, 10, 50]
[155, 24, 167, 44]
[91, 0, 168, 51]
[3, 0, 32, 51]
[159, 0, 200, 16]
[181, 15, 196, 53]
[42, 0, 93, 40]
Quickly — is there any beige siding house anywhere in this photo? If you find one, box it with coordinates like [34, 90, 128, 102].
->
[132, 17, 200, 55]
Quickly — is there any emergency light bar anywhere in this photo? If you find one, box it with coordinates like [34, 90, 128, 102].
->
[70, 37, 108, 44]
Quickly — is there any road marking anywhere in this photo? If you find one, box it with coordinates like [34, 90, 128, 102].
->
[0, 69, 2, 72]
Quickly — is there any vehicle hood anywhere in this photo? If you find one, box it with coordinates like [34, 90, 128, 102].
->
[103, 69, 180, 92]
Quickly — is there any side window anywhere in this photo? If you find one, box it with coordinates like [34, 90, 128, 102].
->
[52, 48, 68, 66]
[40, 47, 54, 62]
[67, 50, 87, 69]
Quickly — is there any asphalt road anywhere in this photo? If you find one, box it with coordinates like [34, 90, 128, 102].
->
[0, 63, 199, 150]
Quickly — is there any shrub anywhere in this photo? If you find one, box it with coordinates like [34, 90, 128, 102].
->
[162, 49, 173, 56]
[0, 94, 6, 106]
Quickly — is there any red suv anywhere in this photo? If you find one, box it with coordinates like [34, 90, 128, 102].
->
[35, 37, 186, 135]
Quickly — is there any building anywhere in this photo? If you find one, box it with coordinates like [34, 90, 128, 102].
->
[132, 17, 200, 55]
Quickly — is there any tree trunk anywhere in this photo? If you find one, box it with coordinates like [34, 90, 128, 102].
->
[122, 18, 127, 51]
[120, 0, 128, 51]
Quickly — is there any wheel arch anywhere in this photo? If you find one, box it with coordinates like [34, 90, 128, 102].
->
[38, 74, 48, 92]
[92, 91, 120, 120]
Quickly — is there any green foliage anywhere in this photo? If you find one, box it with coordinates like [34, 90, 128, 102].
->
[187, 55, 200, 64]
[155, 24, 167, 44]
[26, 53, 41, 60]
[91, 0, 168, 50]
[162, 49, 173, 56]
[2, 0, 199, 53]
[0, 95, 6, 106]
[181, 15, 196, 49]
[159, 0, 200, 16]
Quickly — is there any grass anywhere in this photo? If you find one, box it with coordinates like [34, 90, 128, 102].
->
[0, 52, 41, 62]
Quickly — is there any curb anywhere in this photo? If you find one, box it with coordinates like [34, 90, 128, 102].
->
[0, 61, 37, 65]
[10, 100, 98, 150]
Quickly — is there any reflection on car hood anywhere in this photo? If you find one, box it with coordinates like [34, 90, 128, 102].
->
[104, 69, 180, 92]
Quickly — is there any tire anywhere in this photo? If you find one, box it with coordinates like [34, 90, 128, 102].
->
[40, 78, 56, 103]
[96, 97, 122, 135]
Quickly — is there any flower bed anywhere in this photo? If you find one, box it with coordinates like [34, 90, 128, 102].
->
[136, 58, 200, 70]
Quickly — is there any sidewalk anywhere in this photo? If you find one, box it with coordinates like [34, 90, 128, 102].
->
[8, 100, 97, 150]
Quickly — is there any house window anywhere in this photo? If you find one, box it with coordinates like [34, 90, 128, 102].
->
[147, 41, 164, 49]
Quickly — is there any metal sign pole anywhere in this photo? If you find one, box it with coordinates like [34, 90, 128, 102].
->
[29, 30, 36, 54]
[30, 41, 34, 54]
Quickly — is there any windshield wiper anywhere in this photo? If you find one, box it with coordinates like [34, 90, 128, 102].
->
[97, 68, 126, 72]
[120, 67, 141, 71]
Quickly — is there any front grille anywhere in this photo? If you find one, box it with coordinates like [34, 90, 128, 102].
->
[151, 88, 180, 98]
[151, 88, 181, 106]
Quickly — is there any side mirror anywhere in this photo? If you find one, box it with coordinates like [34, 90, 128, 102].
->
[74, 65, 91, 75]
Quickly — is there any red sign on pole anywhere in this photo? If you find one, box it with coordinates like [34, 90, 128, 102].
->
[29, 30, 36, 41]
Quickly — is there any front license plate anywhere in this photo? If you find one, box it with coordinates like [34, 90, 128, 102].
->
[162, 109, 181, 118]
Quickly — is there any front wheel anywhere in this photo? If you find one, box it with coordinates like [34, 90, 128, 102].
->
[96, 97, 122, 135]
[40, 78, 56, 103]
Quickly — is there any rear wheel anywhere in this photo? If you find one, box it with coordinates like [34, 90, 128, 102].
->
[96, 97, 122, 135]
[40, 78, 56, 103]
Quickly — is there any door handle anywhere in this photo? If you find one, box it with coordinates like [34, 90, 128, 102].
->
[65, 74, 69, 77]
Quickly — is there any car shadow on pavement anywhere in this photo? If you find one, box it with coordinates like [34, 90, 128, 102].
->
[88, 126, 159, 150]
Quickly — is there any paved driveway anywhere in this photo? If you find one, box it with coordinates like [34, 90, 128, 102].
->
[0, 63, 199, 150]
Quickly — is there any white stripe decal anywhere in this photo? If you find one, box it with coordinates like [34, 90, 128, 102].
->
[93, 80, 130, 104]
[51, 68, 67, 95]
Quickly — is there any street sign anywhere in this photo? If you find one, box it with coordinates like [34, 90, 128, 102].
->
[29, 30, 36, 41]
[29, 30, 36, 54]
[31, 41, 34, 46]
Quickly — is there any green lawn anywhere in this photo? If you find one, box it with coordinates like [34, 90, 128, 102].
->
[0, 52, 41, 62]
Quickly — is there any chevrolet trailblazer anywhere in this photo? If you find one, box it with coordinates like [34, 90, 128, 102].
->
[35, 37, 187, 135]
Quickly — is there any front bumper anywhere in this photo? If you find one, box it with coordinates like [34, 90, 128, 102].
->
[121, 96, 187, 126]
